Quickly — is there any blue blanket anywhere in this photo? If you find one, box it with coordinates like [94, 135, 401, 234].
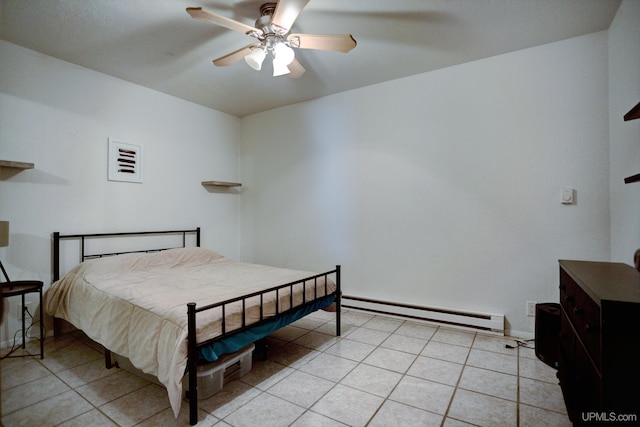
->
[198, 294, 336, 362]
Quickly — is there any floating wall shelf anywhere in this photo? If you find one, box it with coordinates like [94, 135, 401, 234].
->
[0, 160, 34, 170]
[201, 181, 242, 188]
[624, 174, 640, 184]
[624, 101, 640, 121]
[623, 100, 640, 184]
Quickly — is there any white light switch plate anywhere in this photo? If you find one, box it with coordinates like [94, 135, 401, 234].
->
[561, 187, 574, 204]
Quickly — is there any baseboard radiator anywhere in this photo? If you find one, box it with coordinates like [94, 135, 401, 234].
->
[342, 295, 505, 336]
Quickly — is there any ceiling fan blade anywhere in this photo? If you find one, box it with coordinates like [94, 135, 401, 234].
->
[272, 0, 310, 31]
[213, 42, 261, 67]
[288, 33, 357, 53]
[286, 58, 305, 78]
[186, 7, 261, 35]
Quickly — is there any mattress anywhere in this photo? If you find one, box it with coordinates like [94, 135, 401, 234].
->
[44, 247, 336, 416]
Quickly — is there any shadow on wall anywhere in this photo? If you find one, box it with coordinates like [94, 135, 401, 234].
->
[4, 233, 51, 282]
[201, 182, 244, 195]
[0, 168, 69, 185]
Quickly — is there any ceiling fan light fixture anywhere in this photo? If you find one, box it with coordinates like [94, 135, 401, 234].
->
[244, 46, 266, 71]
[187, 2, 357, 80]
[272, 58, 291, 76]
[273, 41, 295, 65]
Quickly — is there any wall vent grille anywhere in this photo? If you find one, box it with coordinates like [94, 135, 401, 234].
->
[108, 139, 142, 183]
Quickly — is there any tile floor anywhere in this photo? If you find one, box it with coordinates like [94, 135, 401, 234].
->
[1, 309, 571, 426]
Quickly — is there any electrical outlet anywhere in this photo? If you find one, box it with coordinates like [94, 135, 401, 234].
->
[526, 301, 536, 317]
[17, 301, 33, 321]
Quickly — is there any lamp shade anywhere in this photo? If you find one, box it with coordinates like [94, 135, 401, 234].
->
[0, 221, 8, 247]
[245, 47, 266, 71]
[273, 42, 295, 65]
[272, 58, 291, 76]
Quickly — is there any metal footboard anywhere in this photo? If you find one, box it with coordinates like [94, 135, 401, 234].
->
[187, 265, 341, 425]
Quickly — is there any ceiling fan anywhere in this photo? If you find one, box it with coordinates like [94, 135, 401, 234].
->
[186, 0, 357, 78]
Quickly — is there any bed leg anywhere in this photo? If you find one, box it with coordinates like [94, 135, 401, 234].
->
[336, 265, 341, 337]
[104, 349, 114, 369]
[187, 302, 198, 425]
[255, 338, 268, 361]
[53, 317, 62, 337]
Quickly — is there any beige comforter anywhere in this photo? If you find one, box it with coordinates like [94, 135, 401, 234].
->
[45, 247, 336, 416]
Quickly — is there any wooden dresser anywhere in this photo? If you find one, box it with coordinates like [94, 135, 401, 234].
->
[558, 260, 640, 424]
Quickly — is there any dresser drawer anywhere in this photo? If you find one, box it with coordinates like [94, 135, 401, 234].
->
[560, 269, 601, 368]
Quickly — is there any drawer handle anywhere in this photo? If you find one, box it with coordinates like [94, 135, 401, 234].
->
[573, 307, 583, 316]
[585, 323, 594, 333]
[564, 295, 574, 303]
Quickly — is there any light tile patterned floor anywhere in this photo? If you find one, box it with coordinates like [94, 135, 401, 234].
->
[1, 309, 571, 426]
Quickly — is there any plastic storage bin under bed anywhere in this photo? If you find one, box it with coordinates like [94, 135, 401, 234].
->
[183, 343, 255, 399]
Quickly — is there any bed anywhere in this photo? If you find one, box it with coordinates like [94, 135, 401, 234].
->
[45, 228, 341, 425]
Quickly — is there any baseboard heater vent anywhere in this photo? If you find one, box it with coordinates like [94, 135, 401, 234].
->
[342, 295, 504, 336]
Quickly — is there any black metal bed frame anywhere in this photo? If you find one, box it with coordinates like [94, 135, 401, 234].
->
[51, 228, 341, 425]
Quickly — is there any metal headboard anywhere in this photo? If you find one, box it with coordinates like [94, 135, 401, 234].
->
[52, 228, 201, 281]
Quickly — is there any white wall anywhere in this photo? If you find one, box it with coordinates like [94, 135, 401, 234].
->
[609, 0, 640, 264]
[240, 32, 612, 336]
[0, 41, 241, 343]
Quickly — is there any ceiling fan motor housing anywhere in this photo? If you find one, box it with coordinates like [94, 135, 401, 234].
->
[259, 3, 277, 17]
[255, 3, 287, 36]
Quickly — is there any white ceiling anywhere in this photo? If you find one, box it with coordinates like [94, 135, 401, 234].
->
[0, 0, 622, 117]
